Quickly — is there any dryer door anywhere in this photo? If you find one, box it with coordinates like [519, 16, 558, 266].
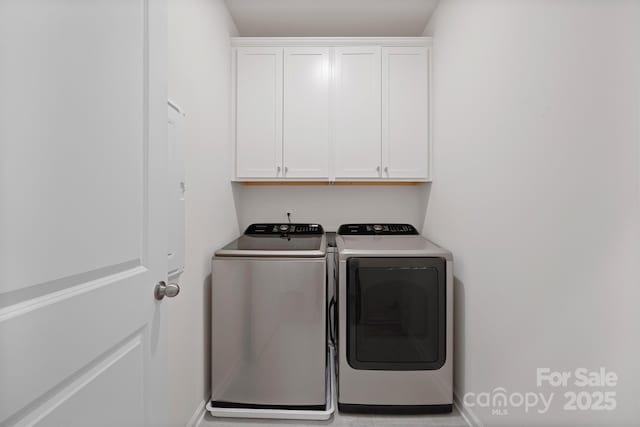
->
[347, 257, 446, 370]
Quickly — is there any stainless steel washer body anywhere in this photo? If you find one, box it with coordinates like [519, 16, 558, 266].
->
[211, 224, 327, 409]
[336, 224, 453, 413]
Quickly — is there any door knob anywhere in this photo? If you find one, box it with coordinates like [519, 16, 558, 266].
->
[155, 281, 180, 300]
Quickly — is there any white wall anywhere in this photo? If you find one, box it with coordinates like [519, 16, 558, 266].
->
[424, 1, 640, 425]
[233, 184, 430, 232]
[168, 1, 239, 425]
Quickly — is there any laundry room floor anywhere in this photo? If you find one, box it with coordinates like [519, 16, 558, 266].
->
[199, 406, 468, 427]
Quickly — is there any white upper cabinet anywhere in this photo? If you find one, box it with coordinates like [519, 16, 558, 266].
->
[283, 47, 330, 178]
[235, 47, 283, 179]
[232, 38, 431, 181]
[334, 46, 382, 179]
[382, 46, 430, 180]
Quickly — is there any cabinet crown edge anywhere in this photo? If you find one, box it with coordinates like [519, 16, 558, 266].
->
[231, 36, 432, 48]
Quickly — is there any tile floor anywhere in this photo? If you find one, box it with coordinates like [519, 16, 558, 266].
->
[199, 406, 468, 427]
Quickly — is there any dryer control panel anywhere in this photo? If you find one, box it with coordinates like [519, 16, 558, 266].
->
[337, 223, 419, 235]
[245, 223, 324, 235]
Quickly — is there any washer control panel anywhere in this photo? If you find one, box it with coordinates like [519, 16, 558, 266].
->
[337, 223, 419, 235]
[245, 223, 324, 235]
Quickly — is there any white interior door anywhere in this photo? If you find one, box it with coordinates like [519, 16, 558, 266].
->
[0, 1, 169, 426]
[283, 47, 330, 179]
[235, 47, 283, 179]
[382, 47, 430, 180]
[333, 46, 382, 179]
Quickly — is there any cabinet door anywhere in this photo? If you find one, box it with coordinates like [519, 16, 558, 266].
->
[334, 47, 382, 179]
[283, 47, 330, 178]
[235, 47, 283, 179]
[382, 47, 430, 180]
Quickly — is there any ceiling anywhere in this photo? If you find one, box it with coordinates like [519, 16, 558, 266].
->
[224, 0, 440, 37]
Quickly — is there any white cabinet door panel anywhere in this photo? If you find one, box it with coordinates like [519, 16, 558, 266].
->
[235, 47, 283, 178]
[283, 47, 330, 178]
[334, 47, 382, 179]
[382, 47, 430, 180]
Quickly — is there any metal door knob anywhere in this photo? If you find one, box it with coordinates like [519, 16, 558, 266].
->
[155, 281, 180, 300]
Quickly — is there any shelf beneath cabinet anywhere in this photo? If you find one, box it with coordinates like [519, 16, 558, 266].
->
[239, 181, 427, 186]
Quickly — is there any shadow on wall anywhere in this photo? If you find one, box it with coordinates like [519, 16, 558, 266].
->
[453, 277, 466, 403]
[418, 183, 430, 229]
[231, 183, 244, 230]
[231, 182, 432, 232]
[202, 273, 212, 398]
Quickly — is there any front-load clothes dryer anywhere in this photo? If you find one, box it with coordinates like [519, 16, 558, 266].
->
[211, 223, 327, 410]
[336, 224, 453, 414]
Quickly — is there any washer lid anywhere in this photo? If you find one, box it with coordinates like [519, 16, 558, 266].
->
[215, 235, 326, 258]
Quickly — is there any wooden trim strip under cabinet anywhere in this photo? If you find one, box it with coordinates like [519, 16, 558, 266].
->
[241, 181, 425, 186]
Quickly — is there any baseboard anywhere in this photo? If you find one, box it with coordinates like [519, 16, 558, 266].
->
[453, 392, 483, 427]
[186, 399, 208, 427]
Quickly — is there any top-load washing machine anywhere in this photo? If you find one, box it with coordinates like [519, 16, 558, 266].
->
[210, 223, 327, 412]
[336, 223, 453, 414]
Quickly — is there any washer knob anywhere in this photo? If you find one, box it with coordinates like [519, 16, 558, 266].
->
[373, 224, 383, 232]
[279, 224, 290, 232]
